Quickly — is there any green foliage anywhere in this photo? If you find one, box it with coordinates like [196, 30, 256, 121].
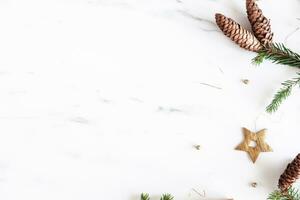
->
[251, 43, 300, 113]
[160, 194, 174, 200]
[253, 43, 300, 68]
[253, 52, 266, 65]
[266, 73, 300, 113]
[141, 193, 150, 200]
[268, 188, 300, 200]
[140, 193, 174, 200]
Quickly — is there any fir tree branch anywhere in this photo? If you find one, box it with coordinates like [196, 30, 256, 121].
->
[141, 193, 150, 200]
[160, 194, 174, 200]
[268, 188, 300, 200]
[251, 43, 300, 113]
[253, 50, 267, 65]
[253, 43, 300, 68]
[266, 73, 300, 113]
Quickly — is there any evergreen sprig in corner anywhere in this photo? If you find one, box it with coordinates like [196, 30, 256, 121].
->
[268, 188, 300, 200]
[268, 153, 300, 200]
[141, 193, 174, 200]
[215, 0, 300, 113]
[138, 154, 300, 200]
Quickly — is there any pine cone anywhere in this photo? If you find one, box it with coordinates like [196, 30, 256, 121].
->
[246, 0, 273, 45]
[278, 154, 300, 192]
[215, 13, 263, 52]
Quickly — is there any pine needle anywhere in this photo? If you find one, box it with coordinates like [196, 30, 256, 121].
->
[141, 193, 150, 200]
[266, 73, 300, 113]
[160, 194, 174, 200]
[268, 188, 300, 200]
[253, 51, 267, 65]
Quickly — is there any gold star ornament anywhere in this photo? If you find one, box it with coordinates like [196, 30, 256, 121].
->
[236, 127, 273, 163]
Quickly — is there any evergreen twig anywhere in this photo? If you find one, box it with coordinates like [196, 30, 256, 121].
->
[141, 193, 150, 200]
[251, 43, 300, 113]
[266, 73, 300, 113]
[160, 194, 174, 200]
[253, 43, 300, 68]
[140, 193, 174, 200]
[268, 188, 300, 200]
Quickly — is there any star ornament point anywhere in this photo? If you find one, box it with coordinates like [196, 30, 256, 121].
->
[235, 127, 273, 163]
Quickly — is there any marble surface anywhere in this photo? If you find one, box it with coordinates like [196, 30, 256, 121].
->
[0, 0, 300, 199]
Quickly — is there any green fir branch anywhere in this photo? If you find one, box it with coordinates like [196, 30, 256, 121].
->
[253, 43, 300, 68]
[160, 194, 174, 200]
[140, 193, 174, 200]
[268, 188, 300, 200]
[253, 50, 267, 65]
[141, 193, 150, 200]
[266, 73, 300, 113]
[251, 43, 300, 113]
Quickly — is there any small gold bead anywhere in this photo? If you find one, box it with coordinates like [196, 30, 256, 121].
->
[251, 182, 258, 188]
[194, 145, 201, 150]
[242, 79, 250, 85]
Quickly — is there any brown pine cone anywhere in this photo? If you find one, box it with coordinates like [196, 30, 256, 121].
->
[215, 13, 263, 52]
[246, 0, 273, 46]
[278, 154, 300, 192]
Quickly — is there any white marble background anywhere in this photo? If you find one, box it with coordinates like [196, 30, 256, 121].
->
[0, 0, 299, 199]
